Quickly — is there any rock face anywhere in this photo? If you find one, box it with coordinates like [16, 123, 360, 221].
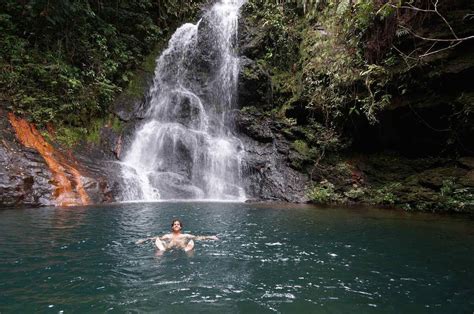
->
[0, 108, 114, 208]
[232, 1, 474, 211]
[68, 143, 117, 205]
[233, 110, 309, 202]
[0, 110, 53, 207]
[238, 57, 273, 110]
[0, 108, 52, 207]
[233, 9, 309, 202]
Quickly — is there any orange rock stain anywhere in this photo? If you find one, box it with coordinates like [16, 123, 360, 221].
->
[8, 113, 91, 207]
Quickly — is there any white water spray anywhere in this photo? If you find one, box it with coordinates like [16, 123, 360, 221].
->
[121, 0, 247, 201]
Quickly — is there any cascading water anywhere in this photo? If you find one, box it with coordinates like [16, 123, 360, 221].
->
[121, 0, 247, 201]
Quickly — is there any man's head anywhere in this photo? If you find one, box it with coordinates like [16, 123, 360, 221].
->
[171, 219, 183, 233]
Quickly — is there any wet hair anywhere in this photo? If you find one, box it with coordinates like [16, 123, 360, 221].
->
[171, 219, 183, 228]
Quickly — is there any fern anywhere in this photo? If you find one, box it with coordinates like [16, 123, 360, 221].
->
[336, 0, 351, 17]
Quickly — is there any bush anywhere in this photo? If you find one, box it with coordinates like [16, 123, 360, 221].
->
[307, 179, 343, 203]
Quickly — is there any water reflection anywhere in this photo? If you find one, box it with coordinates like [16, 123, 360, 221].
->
[52, 206, 87, 229]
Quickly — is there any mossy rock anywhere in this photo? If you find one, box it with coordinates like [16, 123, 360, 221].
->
[238, 57, 272, 109]
[406, 167, 467, 190]
[459, 157, 474, 170]
[459, 170, 474, 188]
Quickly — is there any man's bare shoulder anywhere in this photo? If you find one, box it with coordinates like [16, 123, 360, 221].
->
[161, 234, 173, 239]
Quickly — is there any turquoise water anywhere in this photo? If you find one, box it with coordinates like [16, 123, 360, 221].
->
[0, 203, 473, 313]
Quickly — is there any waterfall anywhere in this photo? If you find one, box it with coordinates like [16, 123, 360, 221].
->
[120, 0, 247, 201]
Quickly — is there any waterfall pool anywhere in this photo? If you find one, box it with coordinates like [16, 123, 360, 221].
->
[1, 203, 473, 313]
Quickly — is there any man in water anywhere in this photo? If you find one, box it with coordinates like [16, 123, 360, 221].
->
[136, 219, 218, 252]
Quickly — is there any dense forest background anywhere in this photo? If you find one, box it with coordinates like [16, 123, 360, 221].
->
[2, 0, 472, 140]
[0, 0, 204, 130]
[242, 0, 473, 152]
[238, 0, 474, 210]
[1, 0, 473, 211]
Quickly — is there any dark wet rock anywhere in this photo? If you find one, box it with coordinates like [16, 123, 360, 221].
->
[114, 96, 140, 122]
[241, 139, 309, 202]
[238, 57, 272, 109]
[348, 155, 474, 212]
[150, 172, 205, 199]
[238, 6, 267, 59]
[170, 94, 204, 128]
[113, 92, 148, 122]
[412, 167, 467, 190]
[0, 108, 53, 208]
[69, 143, 118, 204]
[459, 157, 474, 170]
[100, 160, 126, 202]
[235, 109, 274, 142]
[97, 126, 122, 160]
[194, 18, 221, 76]
[236, 110, 309, 202]
[112, 65, 155, 123]
[0, 105, 122, 208]
[460, 170, 474, 188]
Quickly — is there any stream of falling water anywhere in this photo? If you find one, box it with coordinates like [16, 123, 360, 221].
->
[121, 0, 247, 201]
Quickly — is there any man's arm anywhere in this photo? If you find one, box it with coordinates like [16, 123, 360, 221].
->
[181, 234, 218, 241]
[135, 237, 157, 244]
[194, 235, 219, 241]
[136, 234, 170, 244]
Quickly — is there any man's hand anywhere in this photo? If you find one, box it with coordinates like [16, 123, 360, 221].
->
[135, 237, 156, 245]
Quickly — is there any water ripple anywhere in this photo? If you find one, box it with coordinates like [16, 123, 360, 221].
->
[0, 203, 473, 312]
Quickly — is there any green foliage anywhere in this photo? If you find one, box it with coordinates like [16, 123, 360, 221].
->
[123, 43, 166, 98]
[357, 64, 392, 124]
[307, 179, 339, 203]
[370, 182, 402, 205]
[54, 123, 101, 148]
[110, 116, 124, 133]
[353, 0, 376, 32]
[300, 22, 359, 125]
[246, 0, 400, 156]
[299, 0, 398, 126]
[244, 1, 301, 70]
[439, 179, 474, 212]
[344, 186, 366, 200]
[293, 140, 310, 156]
[53, 114, 123, 147]
[0, 0, 204, 126]
[55, 126, 88, 148]
[270, 69, 302, 115]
